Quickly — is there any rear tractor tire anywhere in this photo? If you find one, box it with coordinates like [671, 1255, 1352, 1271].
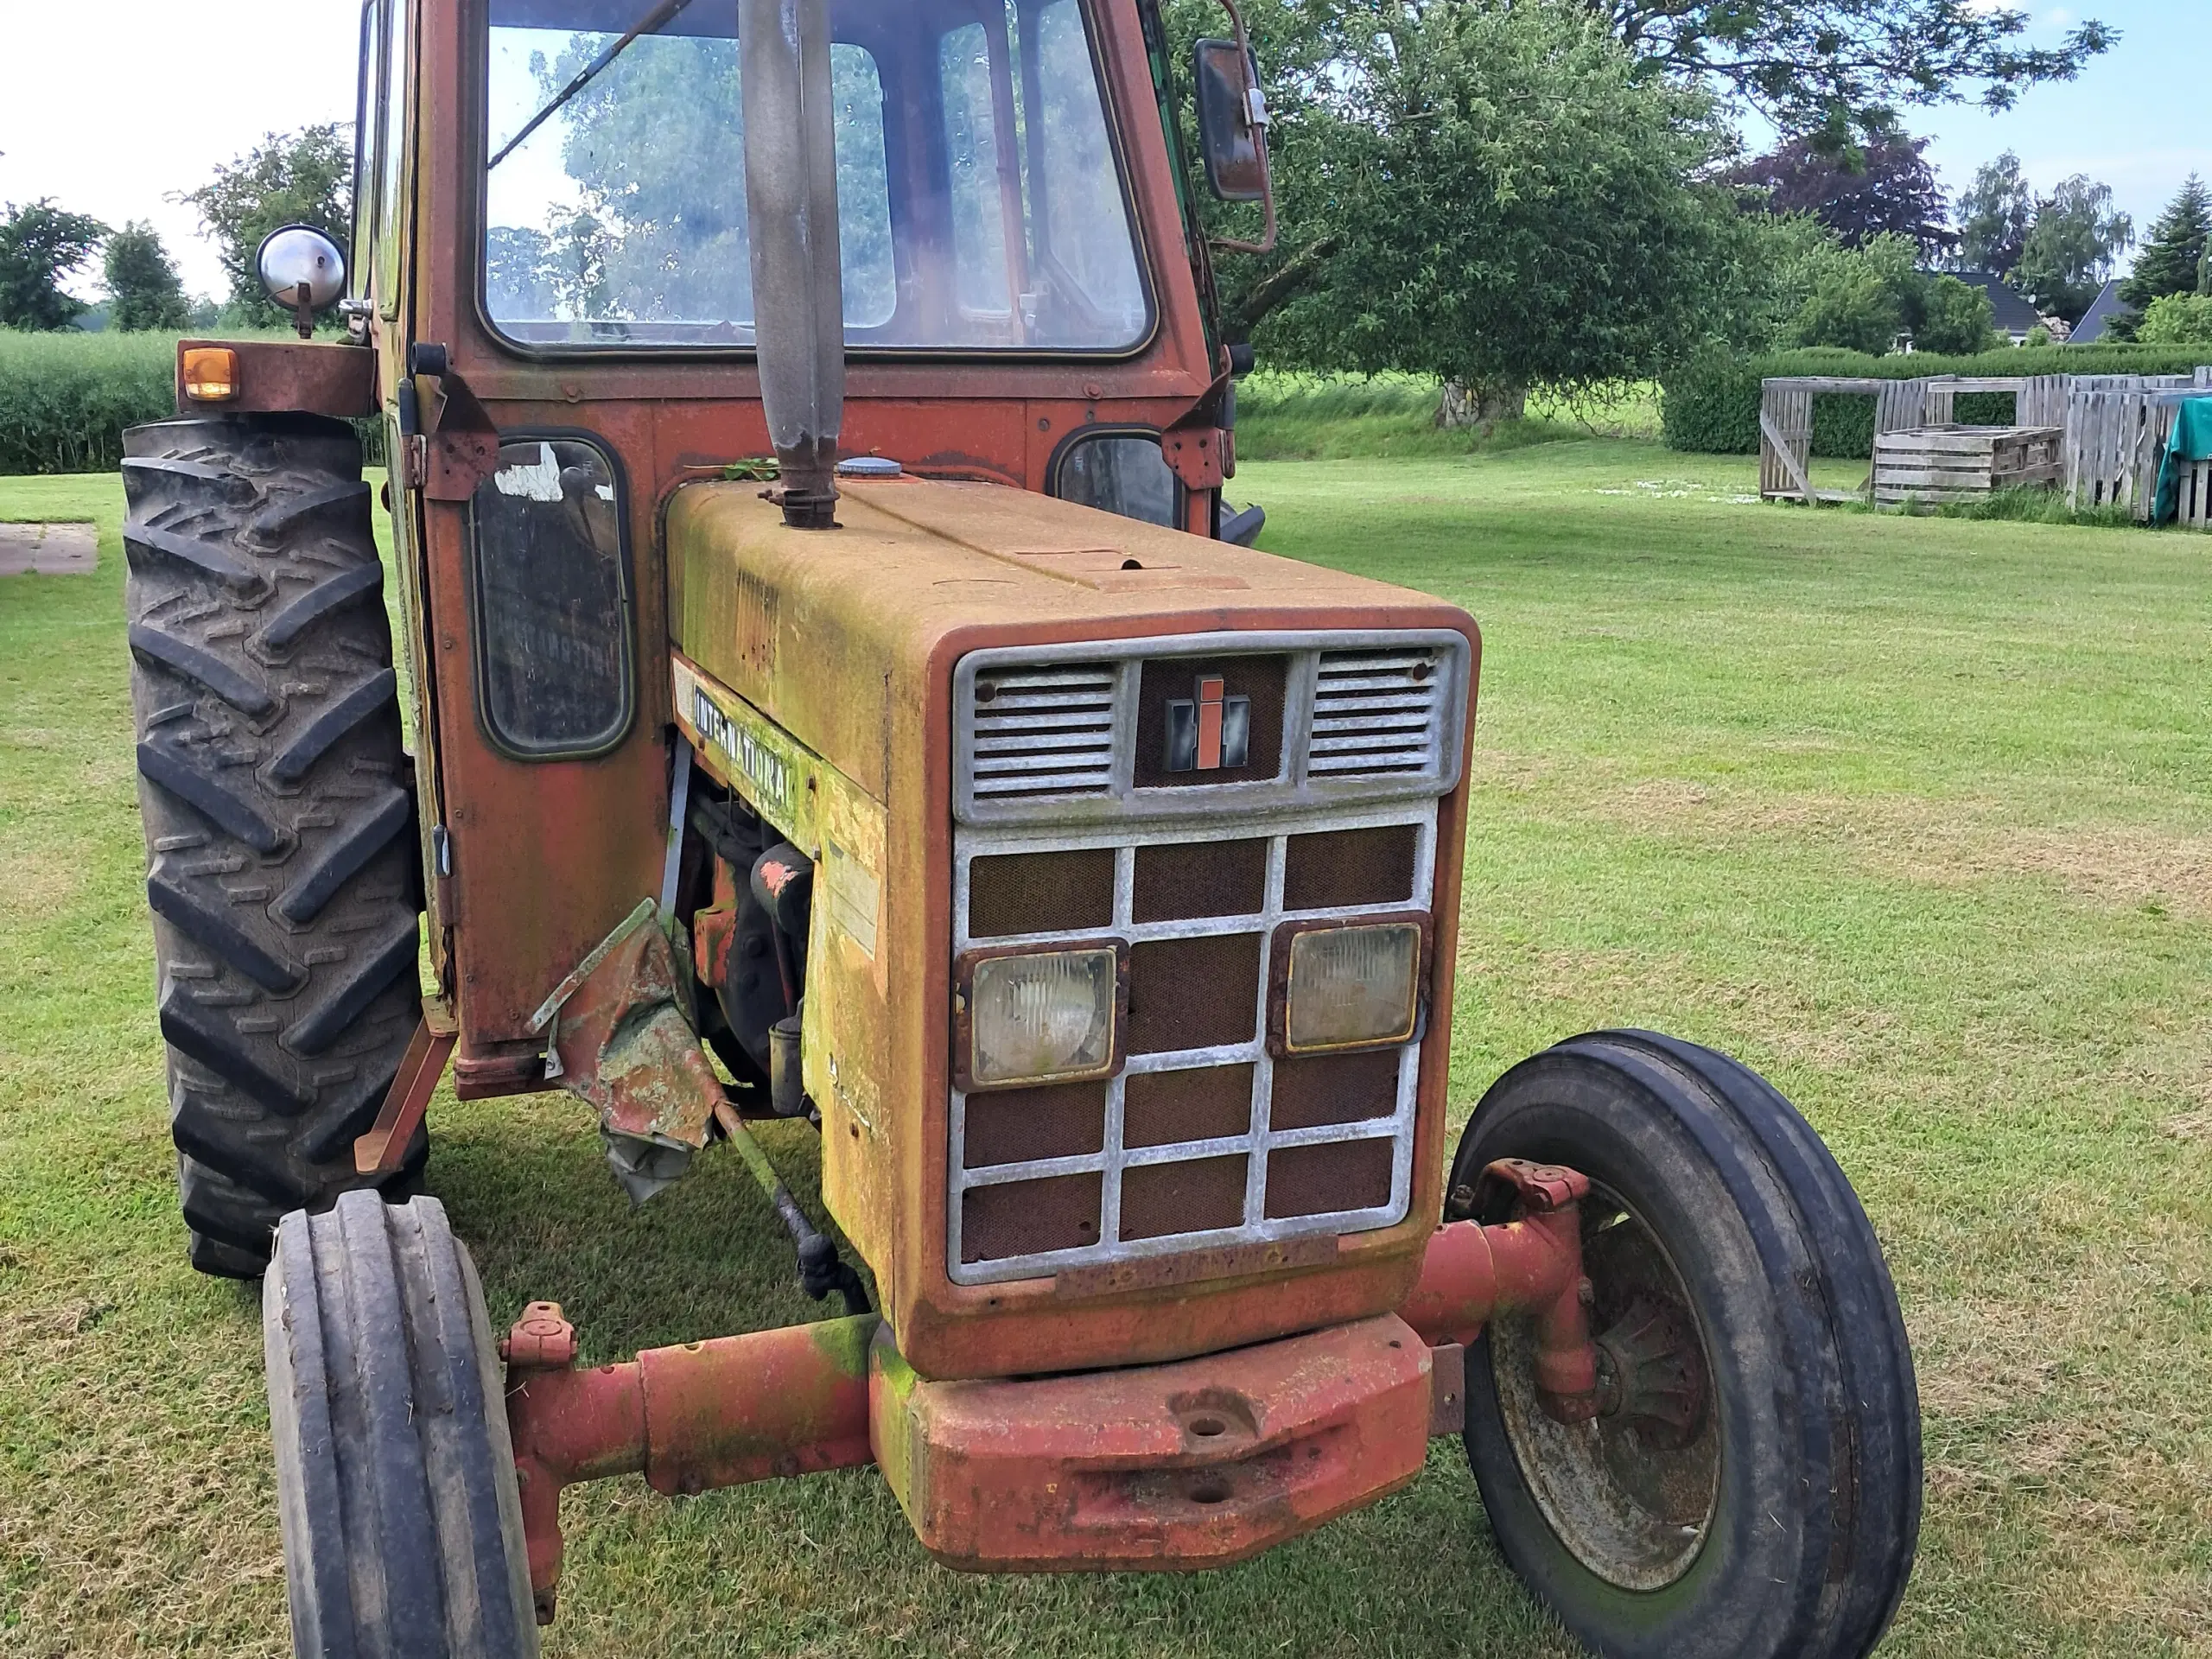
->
[1455, 1031, 1921, 1659]
[264, 1192, 537, 1659]
[124, 414, 426, 1277]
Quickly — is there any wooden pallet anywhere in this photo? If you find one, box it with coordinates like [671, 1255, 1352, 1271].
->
[2180, 460, 2212, 532]
[1872, 425, 2063, 506]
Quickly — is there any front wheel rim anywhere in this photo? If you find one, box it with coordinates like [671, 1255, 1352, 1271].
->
[1489, 1180, 1721, 1592]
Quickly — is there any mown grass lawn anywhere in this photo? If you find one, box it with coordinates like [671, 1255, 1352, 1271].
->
[3, 439, 2209, 1656]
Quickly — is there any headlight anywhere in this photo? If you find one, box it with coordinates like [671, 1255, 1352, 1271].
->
[959, 943, 1126, 1089]
[1271, 918, 1427, 1055]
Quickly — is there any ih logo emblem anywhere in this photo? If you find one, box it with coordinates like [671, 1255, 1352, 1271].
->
[1165, 675, 1251, 772]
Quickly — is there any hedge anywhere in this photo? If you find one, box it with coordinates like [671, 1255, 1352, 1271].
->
[1662, 344, 2212, 457]
[0, 329, 383, 476]
[0, 329, 182, 475]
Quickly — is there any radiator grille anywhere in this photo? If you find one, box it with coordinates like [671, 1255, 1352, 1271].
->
[949, 809, 1434, 1285]
[967, 663, 1116, 800]
[1307, 648, 1445, 779]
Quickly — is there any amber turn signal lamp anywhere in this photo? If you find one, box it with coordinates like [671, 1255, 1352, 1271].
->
[181, 346, 239, 403]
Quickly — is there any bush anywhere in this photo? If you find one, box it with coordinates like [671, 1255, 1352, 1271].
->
[0, 328, 177, 474]
[1662, 343, 2212, 455]
[0, 328, 382, 475]
[2138, 294, 2212, 346]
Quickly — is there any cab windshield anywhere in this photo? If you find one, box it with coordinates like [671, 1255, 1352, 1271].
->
[482, 0, 1153, 352]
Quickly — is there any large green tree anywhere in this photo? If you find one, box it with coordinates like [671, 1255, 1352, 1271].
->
[1955, 152, 2035, 276]
[180, 125, 353, 326]
[1234, 0, 1747, 426]
[0, 200, 109, 331]
[2012, 175, 2131, 323]
[1197, 0, 2113, 151]
[103, 221, 191, 333]
[2120, 175, 2211, 315]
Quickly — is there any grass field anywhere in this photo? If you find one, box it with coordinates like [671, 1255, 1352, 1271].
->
[3, 437, 2210, 1656]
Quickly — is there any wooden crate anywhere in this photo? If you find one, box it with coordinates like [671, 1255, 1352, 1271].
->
[2180, 460, 2212, 532]
[1872, 424, 2063, 506]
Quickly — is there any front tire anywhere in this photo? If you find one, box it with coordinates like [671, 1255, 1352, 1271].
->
[264, 1192, 538, 1659]
[1456, 1031, 1920, 1659]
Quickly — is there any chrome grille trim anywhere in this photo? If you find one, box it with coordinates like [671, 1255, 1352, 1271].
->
[1308, 648, 1446, 776]
[966, 662, 1117, 799]
[952, 629, 1468, 824]
[947, 800, 1437, 1286]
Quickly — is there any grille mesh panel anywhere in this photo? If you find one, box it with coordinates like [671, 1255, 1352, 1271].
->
[969, 663, 1116, 800]
[1127, 934, 1262, 1054]
[1308, 648, 1443, 779]
[1269, 1050, 1401, 1132]
[1124, 1065, 1254, 1147]
[1133, 838, 1268, 922]
[1121, 1155, 1249, 1241]
[969, 848, 1116, 938]
[1283, 824, 1418, 912]
[1264, 1138, 1395, 1219]
[963, 1174, 1103, 1264]
[963, 1082, 1107, 1168]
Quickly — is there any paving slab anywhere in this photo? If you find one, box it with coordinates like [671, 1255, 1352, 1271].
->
[0, 522, 99, 575]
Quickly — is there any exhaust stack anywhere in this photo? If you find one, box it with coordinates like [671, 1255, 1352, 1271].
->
[740, 0, 844, 529]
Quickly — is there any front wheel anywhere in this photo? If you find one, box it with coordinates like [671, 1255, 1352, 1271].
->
[1455, 1031, 1920, 1659]
[264, 1192, 538, 1659]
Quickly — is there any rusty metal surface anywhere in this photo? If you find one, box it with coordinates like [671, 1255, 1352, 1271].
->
[1399, 1162, 1601, 1424]
[420, 371, 502, 501]
[870, 1313, 1430, 1571]
[505, 1311, 877, 1621]
[172, 337, 376, 417]
[665, 480, 1479, 1381]
[352, 1003, 458, 1175]
[501, 1300, 580, 1370]
[1428, 1340, 1467, 1436]
[531, 900, 723, 1181]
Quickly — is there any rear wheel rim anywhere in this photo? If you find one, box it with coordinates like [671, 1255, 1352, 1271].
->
[1489, 1180, 1721, 1592]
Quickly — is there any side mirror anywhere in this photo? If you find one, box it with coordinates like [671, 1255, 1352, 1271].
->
[1193, 40, 1268, 203]
[1191, 4, 1276, 256]
[257, 225, 348, 340]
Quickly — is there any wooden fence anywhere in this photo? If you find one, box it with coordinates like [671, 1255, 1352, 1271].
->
[1759, 369, 2212, 520]
[2063, 372, 2212, 517]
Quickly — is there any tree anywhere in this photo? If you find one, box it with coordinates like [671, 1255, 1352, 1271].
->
[1773, 231, 1919, 354]
[0, 200, 109, 331]
[180, 125, 353, 327]
[1202, 0, 2113, 148]
[103, 221, 191, 332]
[1913, 273, 2004, 353]
[2136, 293, 2212, 346]
[2120, 175, 2211, 314]
[1724, 129, 1951, 258]
[1589, 0, 2114, 140]
[1230, 1, 1746, 428]
[1956, 152, 2035, 276]
[2012, 175, 2131, 323]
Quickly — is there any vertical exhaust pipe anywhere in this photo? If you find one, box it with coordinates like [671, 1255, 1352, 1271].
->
[740, 0, 844, 529]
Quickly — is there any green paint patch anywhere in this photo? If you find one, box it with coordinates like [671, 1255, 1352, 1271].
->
[3, 447, 2209, 1655]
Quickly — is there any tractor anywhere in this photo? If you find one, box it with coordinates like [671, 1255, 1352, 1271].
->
[119, 0, 1920, 1653]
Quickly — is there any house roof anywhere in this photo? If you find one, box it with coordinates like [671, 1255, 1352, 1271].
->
[1948, 270, 2046, 334]
[2070, 278, 2136, 345]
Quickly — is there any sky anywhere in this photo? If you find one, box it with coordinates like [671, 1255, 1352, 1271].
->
[0, 0, 2202, 306]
